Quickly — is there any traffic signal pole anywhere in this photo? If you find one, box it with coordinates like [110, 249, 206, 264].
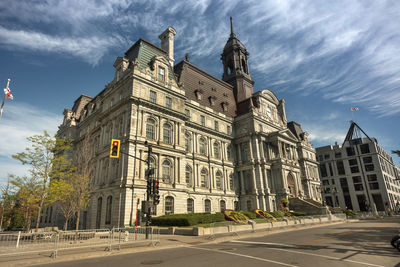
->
[110, 140, 157, 239]
[145, 145, 152, 240]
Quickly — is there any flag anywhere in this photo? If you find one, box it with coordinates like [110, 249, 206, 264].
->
[4, 87, 13, 100]
[351, 107, 359, 111]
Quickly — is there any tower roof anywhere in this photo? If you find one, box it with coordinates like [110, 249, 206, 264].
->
[223, 17, 247, 53]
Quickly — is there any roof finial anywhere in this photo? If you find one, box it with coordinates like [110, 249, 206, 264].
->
[230, 16, 235, 37]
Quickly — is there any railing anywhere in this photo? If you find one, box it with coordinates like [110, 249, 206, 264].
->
[0, 227, 160, 258]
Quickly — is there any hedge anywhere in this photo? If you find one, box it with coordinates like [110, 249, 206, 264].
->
[290, 211, 307, 216]
[151, 212, 225, 227]
[240, 211, 257, 219]
[270, 210, 285, 218]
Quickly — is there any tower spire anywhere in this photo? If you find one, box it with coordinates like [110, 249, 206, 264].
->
[230, 16, 235, 37]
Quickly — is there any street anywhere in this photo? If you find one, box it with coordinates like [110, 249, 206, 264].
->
[36, 218, 400, 267]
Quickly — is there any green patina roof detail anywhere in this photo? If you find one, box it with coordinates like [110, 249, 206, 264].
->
[126, 39, 175, 82]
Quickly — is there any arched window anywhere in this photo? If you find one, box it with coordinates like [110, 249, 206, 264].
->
[105, 196, 112, 224]
[205, 199, 211, 213]
[163, 123, 172, 144]
[96, 197, 102, 229]
[187, 198, 194, 213]
[200, 168, 208, 188]
[185, 165, 192, 186]
[199, 137, 206, 155]
[220, 200, 226, 211]
[229, 174, 234, 190]
[216, 171, 222, 189]
[165, 196, 174, 215]
[241, 58, 247, 73]
[185, 132, 191, 153]
[214, 142, 220, 159]
[162, 160, 172, 183]
[146, 118, 156, 140]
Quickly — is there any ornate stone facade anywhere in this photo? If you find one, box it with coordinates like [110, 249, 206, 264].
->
[54, 21, 321, 229]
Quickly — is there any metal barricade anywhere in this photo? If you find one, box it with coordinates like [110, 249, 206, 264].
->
[111, 227, 160, 250]
[0, 227, 161, 258]
[0, 231, 57, 256]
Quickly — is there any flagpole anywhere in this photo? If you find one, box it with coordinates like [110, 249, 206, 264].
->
[0, 79, 11, 121]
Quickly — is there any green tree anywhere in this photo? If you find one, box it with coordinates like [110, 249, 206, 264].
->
[48, 178, 75, 230]
[12, 131, 72, 232]
[10, 175, 41, 232]
[0, 178, 15, 230]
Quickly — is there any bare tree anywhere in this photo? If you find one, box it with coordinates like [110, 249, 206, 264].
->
[71, 128, 95, 231]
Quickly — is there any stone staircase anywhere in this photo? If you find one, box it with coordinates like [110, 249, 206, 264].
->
[289, 198, 328, 215]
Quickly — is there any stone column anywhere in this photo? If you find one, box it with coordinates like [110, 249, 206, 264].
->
[254, 136, 260, 161]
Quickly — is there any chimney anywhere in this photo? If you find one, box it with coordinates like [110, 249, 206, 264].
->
[159, 27, 177, 66]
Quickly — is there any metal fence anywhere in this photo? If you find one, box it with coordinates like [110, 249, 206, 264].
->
[0, 227, 160, 258]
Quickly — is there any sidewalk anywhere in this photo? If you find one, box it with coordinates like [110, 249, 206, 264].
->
[0, 219, 352, 267]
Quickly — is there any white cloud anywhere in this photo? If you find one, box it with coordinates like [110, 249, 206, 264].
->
[0, 102, 62, 183]
[0, 0, 399, 115]
[0, 26, 125, 65]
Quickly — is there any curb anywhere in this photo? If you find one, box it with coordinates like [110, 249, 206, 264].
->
[1, 219, 354, 267]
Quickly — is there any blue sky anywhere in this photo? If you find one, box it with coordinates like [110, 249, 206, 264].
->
[0, 0, 399, 184]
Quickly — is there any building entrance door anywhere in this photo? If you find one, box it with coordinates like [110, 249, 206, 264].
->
[287, 173, 296, 197]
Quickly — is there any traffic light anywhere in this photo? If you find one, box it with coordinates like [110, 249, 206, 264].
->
[153, 179, 160, 205]
[110, 139, 120, 158]
[147, 179, 152, 196]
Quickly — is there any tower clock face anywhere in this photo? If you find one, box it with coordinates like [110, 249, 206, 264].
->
[266, 107, 271, 117]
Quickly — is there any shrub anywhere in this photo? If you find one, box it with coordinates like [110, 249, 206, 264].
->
[280, 198, 289, 208]
[151, 212, 225, 227]
[240, 211, 257, 219]
[271, 210, 285, 218]
[343, 209, 357, 216]
[290, 211, 307, 217]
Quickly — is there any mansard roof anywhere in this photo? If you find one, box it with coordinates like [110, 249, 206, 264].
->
[174, 60, 236, 117]
[125, 38, 175, 82]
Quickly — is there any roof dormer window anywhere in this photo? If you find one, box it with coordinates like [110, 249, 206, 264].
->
[209, 96, 216, 106]
[158, 66, 165, 81]
[221, 102, 229, 112]
[195, 89, 203, 100]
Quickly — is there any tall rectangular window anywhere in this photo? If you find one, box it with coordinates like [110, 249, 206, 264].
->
[227, 126, 231, 135]
[336, 161, 346, 175]
[360, 144, 370, 154]
[158, 67, 165, 81]
[346, 146, 356, 156]
[150, 90, 157, 103]
[200, 115, 205, 126]
[165, 96, 172, 109]
[214, 121, 219, 131]
[185, 109, 190, 117]
[320, 164, 328, 177]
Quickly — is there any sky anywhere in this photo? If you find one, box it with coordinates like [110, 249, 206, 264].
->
[0, 0, 399, 184]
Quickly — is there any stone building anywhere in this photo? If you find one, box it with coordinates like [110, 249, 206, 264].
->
[316, 122, 400, 212]
[49, 19, 321, 229]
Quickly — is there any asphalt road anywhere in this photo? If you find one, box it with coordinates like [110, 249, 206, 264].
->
[36, 218, 400, 267]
